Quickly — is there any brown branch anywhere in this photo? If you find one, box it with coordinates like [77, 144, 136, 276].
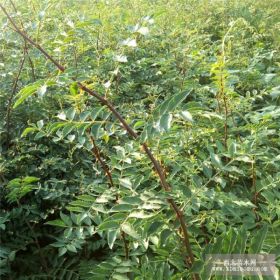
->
[10, 0, 36, 81]
[28, 55, 36, 81]
[0, 5, 198, 277]
[87, 130, 133, 262]
[168, 198, 195, 266]
[121, 230, 129, 260]
[87, 131, 129, 258]
[87, 132, 114, 189]
[1, 5, 65, 72]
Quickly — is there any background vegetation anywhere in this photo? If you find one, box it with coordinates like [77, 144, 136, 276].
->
[0, 0, 279, 279]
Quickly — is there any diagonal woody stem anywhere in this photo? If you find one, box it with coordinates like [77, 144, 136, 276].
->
[86, 131, 114, 189]
[0, 4, 199, 278]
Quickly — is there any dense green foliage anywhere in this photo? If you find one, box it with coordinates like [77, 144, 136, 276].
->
[0, 0, 280, 279]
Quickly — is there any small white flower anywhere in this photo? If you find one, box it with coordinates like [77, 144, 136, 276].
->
[103, 80, 111, 89]
[67, 134, 75, 142]
[37, 84, 47, 97]
[137, 27, 149, 35]
[66, 20, 74, 28]
[131, 23, 140, 32]
[113, 68, 119, 75]
[114, 55, 128, 63]
[57, 112, 66, 120]
[121, 38, 137, 47]
[181, 111, 193, 122]
[143, 16, 154, 24]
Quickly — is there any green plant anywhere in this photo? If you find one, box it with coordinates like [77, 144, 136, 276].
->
[0, 0, 279, 279]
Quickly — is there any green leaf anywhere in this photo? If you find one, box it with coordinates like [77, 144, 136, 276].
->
[8, 251, 16, 262]
[99, 220, 120, 231]
[60, 212, 72, 226]
[13, 80, 53, 108]
[66, 244, 77, 253]
[120, 196, 142, 205]
[228, 140, 237, 156]
[22, 177, 39, 184]
[234, 227, 247, 253]
[36, 120, 44, 129]
[45, 219, 67, 227]
[159, 113, 173, 132]
[202, 164, 213, 178]
[13, 82, 42, 108]
[77, 194, 96, 202]
[166, 90, 192, 113]
[115, 266, 131, 273]
[66, 107, 76, 121]
[222, 228, 237, 253]
[129, 210, 154, 219]
[104, 213, 127, 223]
[121, 223, 140, 239]
[148, 221, 163, 235]
[134, 120, 145, 129]
[119, 178, 132, 190]
[34, 131, 45, 140]
[249, 225, 268, 253]
[70, 200, 92, 208]
[112, 274, 129, 280]
[156, 90, 191, 118]
[70, 82, 79, 95]
[110, 204, 135, 212]
[107, 229, 118, 249]
[62, 124, 75, 138]
[58, 247, 67, 256]
[91, 106, 105, 120]
[21, 127, 37, 137]
[141, 90, 192, 141]
[210, 152, 223, 168]
[180, 110, 193, 122]
[47, 122, 67, 134]
[91, 123, 103, 138]
[91, 204, 107, 213]
[270, 86, 280, 99]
